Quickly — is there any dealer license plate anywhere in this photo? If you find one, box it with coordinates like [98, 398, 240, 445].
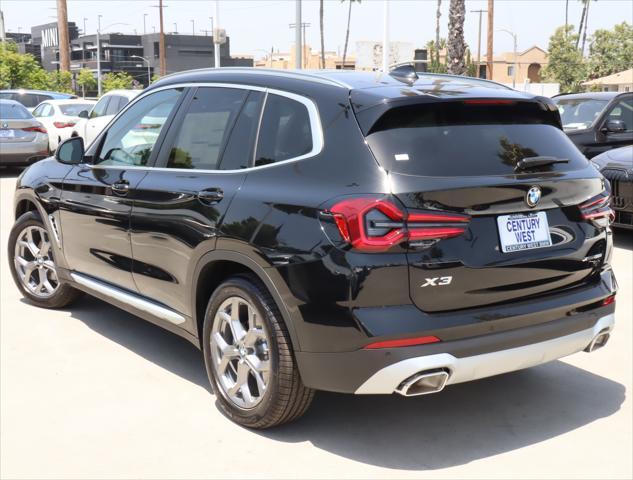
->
[497, 212, 552, 253]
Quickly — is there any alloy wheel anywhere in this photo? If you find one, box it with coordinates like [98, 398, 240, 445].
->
[14, 226, 59, 298]
[210, 296, 271, 409]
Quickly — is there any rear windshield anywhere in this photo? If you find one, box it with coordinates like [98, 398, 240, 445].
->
[365, 102, 588, 177]
[0, 102, 32, 119]
[554, 98, 609, 130]
[59, 103, 94, 116]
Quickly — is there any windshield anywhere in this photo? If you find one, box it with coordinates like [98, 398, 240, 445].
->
[60, 103, 94, 116]
[364, 102, 588, 177]
[554, 98, 609, 130]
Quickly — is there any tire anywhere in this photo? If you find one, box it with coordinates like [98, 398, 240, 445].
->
[202, 274, 314, 429]
[8, 211, 82, 309]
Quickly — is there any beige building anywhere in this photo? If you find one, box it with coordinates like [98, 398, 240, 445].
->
[487, 46, 549, 84]
[583, 69, 633, 93]
[255, 45, 354, 70]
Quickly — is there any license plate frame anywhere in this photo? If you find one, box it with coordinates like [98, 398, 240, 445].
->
[0, 129, 15, 138]
[497, 211, 552, 253]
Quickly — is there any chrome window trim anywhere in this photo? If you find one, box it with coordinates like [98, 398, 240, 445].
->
[88, 82, 325, 174]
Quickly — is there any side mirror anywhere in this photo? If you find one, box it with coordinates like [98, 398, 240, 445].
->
[78, 110, 89, 119]
[603, 119, 626, 134]
[56, 137, 85, 165]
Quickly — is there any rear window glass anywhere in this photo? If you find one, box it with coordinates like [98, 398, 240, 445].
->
[365, 102, 588, 177]
[60, 103, 94, 116]
[0, 102, 32, 119]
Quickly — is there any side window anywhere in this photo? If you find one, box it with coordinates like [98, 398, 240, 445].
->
[254, 93, 313, 166]
[41, 104, 54, 117]
[606, 98, 633, 132]
[32, 104, 45, 117]
[37, 95, 53, 105]
[20, 94, 41, 108]
[219, 90, 264, 170]
[166, 87, 247, 170]
[105, 96, 122, 116]
[95, 88, 183, 167]
[90, 96, 110, 118]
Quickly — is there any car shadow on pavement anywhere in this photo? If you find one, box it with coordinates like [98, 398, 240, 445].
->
[52, 295, 624, 471]
[614, 231, 632, 251]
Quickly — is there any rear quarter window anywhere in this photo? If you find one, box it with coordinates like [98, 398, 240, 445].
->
[364, 101, 588, 177]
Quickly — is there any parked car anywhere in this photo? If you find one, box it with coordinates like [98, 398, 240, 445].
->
[592, 145, 633, 229]
[0, 99, 49, 166]
[71, 90, 140, 146]
[0, 89, 77, 112]
[553, 92, 633, 158]
[9, 69, 617, 429]
[32, 99, 97, 152]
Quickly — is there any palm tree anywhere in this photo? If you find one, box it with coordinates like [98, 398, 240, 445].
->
[435, 0, 442, 64]
[576, 0, 588, 49]
[320, 0, 325, 69]
[447, 0, 466, 75]
[341, 0, 360, 69]
[580, 0, 594, 55]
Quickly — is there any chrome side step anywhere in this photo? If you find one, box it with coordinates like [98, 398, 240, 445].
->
[70, 272, 186, 325]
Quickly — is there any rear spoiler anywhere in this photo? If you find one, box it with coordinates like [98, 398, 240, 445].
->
[350, 91, 562, 136]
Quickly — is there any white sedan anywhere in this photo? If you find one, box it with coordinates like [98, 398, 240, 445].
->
[32, 99, 97, 152]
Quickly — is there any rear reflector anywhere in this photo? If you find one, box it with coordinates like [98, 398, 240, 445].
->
[53, 121, 76, 128]
[364, 335, 441, 349]
[602, 294, 616, 306]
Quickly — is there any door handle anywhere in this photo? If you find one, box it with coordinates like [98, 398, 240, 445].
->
[197, 189, 224, 205]
[111, 181, 130, 196]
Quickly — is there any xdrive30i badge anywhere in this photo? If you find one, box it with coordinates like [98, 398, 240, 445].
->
[526, 186, 542, 207]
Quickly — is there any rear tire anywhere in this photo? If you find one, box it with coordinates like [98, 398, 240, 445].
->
[8, 211, 82, 308]
[202, 275, 314, 429]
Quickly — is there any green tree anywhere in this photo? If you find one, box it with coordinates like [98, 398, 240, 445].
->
[76, 68, 97, 97]
[101, 72, 134, 93]
[426, 39, 447, 73]
[587, 22, 633, 79]
[542, 25, 587, 93]
[47, 71, 73, 94]
[0, 42, 49, 89]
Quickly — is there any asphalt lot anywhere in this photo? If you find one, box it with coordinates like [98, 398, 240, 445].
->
[0, 166, 631, 479]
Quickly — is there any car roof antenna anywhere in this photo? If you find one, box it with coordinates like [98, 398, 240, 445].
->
[388, 64, 419, 86]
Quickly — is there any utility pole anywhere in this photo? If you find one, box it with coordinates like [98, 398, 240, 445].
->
[294, 0, 302, 69]
[159, 0, 166, 75]
[486, 0, 494, 80]
[214, 1, 221, 68]
[471, 9, 486, 78]
[290, 22, 311, 68]
[97, 15, 102, 95]
[56, 0, 70, 72]
[382, 0, 389, 72]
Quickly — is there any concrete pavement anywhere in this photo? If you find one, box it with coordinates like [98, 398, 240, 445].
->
[1, 167, 631, 479]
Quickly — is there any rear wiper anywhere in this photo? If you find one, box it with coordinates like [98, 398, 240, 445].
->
[515, 156, 569, 171]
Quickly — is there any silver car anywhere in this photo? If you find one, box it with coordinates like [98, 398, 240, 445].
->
[0, 99, 50, 166]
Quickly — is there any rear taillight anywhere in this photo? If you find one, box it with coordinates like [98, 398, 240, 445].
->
[22, 125, 47, 134]
[602, 294, 616, 306]
[579, 193, 614, 228]
[53, 121, 76, 128]
[327, 197, 470, 252]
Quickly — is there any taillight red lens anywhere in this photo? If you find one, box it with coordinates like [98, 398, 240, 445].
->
[579, 193, 613, 227]
[22, 125, 47, 134]
[53, 121, 76, 128]
[602, 294, 616, 306]
[327, 198, 470, 252]
[364, 335, 441, 349]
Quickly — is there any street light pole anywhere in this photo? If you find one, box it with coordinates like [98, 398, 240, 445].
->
[131, 55, 151, 86]
[143, 13, 148, 35]
[294, 0, 301, 69]
[498, 28, 517, 88]
[382, 0, 389, 73]
[191, 19, 195, 36]
[97, 15, 102, 96]
[214, 1, 221, 67]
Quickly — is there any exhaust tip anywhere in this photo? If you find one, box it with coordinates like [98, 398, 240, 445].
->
[395, 369, 449, 397]
[584, 330, 611, 353]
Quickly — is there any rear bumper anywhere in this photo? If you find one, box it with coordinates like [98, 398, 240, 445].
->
[355, 313, 614, 394]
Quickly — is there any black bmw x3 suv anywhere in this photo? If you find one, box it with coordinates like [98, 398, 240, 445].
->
[8, 68, 617, 428]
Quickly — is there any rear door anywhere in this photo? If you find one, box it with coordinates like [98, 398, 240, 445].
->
[359, 98, 608, 312]
[59, 88, 185, 292]
[130, 86, 264, 317]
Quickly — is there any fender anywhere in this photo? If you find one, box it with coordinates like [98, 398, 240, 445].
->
[191, 249, 303, 352]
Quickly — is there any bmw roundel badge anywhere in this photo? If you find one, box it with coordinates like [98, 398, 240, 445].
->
[526, 186, 542, 207]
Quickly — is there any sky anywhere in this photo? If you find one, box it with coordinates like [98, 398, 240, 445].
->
[1, 0, 632, 58]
